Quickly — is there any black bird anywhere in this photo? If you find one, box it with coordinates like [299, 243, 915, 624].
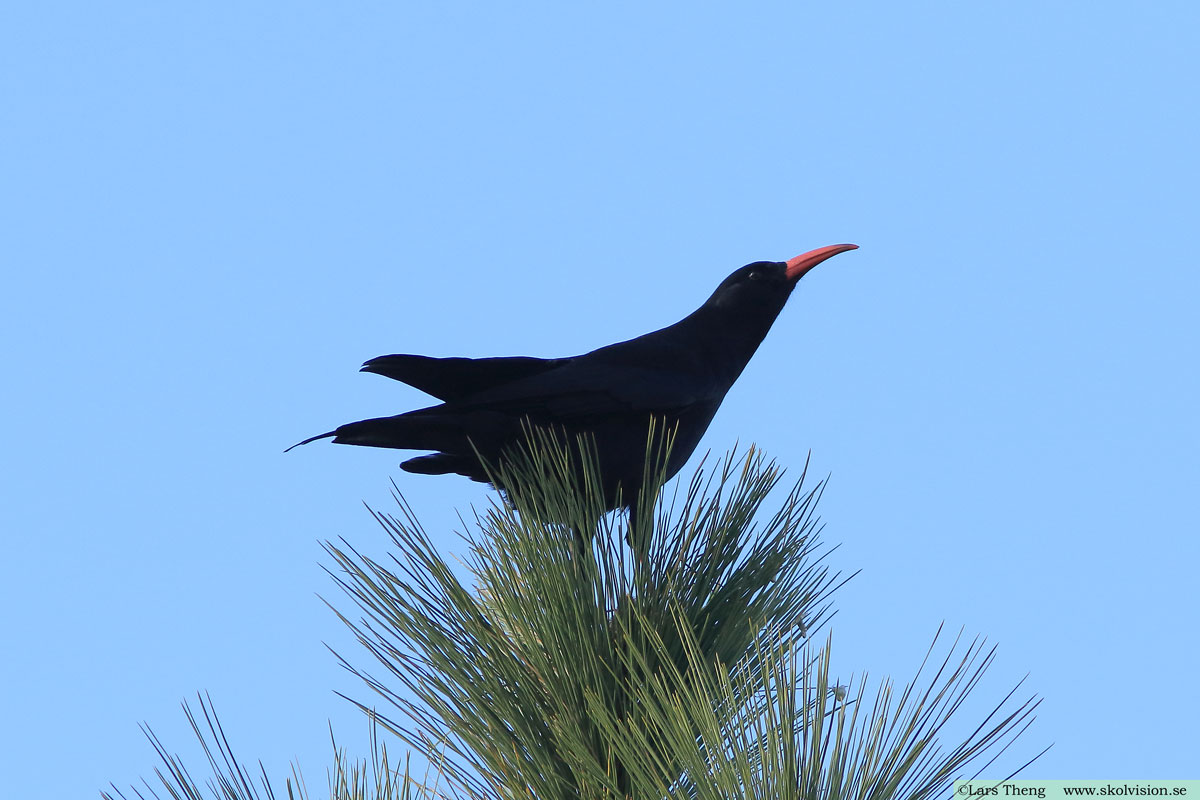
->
[290, 244, 857, 514]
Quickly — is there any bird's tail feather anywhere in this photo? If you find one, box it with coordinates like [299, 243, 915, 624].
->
[284, 431, 336, 452]
[318, 413, 478, 453]
[401, 453, 489, 482]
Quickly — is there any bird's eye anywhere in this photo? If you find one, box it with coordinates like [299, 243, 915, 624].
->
[748, 270, 763, 281]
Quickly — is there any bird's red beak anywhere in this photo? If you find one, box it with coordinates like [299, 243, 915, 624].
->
[785, 243, 859, 281]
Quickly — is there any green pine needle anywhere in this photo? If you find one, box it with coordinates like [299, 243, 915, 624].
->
[108, 436, 1042, 800]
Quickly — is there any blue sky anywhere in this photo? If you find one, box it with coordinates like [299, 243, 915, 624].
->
[2, 3, 1197, 795]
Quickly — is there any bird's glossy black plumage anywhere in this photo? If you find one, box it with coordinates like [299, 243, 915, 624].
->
[290, 245, 857, 513]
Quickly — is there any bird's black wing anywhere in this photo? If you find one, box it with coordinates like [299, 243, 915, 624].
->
[360, 354, 572, 402]
[450, 356, 721, 419]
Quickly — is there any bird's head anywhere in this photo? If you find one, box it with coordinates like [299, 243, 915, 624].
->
[705, 243, 859, 316]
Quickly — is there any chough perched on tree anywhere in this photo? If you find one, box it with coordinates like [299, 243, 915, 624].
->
[286, 244, 859, 524]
